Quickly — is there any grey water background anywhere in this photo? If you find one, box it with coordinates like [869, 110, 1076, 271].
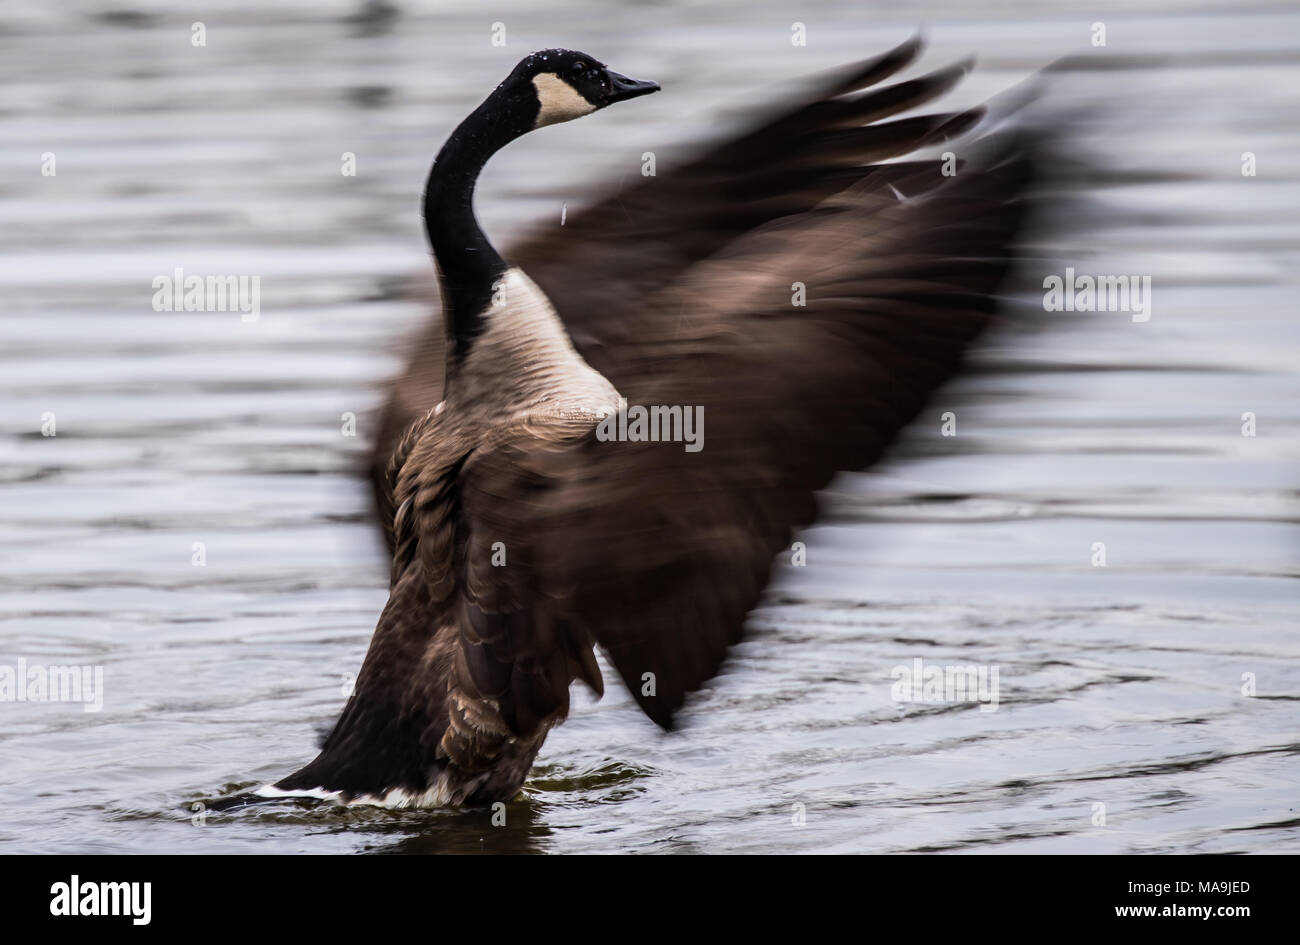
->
[1, 0, 1297, 853]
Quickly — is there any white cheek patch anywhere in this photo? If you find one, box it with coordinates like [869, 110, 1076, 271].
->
[532, 72, 596, 128]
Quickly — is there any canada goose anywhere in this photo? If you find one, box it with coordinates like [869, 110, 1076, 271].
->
[268, 40, 1041, 807]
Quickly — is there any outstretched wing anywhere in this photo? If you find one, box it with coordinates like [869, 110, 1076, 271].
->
[515, 35, 981, 370]
[457, 126, 1042, 727]
[370, 36, 976, 540]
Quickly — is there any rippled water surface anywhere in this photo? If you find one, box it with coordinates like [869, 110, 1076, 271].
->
[1, 0, 1297, 853]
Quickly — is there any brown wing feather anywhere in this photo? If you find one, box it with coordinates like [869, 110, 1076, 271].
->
[455, 132, 1040, 727]
[370, 35, 951, 528]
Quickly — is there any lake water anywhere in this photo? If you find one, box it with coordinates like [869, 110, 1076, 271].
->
[0, 0, 1296, 853]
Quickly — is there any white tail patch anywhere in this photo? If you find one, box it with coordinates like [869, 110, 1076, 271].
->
[532, 73, 595, 128]
[254, 778, 460, 809]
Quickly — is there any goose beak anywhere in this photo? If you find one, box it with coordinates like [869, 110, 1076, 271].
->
[603, 70, 660, 105]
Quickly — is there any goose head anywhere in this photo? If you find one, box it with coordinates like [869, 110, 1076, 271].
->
[424, 49, 658, 352]
[502, 49, 660, 129]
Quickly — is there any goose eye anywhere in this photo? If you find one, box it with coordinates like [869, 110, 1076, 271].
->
[572, 61, 587, 74]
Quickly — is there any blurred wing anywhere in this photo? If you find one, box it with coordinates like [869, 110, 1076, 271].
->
[371, 314, 446, 550]
[460, 129, 1042, 727]
[371, 36, 973, 532]
[516, 35, 980, 369]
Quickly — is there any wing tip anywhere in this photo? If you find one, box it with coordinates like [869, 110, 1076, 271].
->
[634, 692, 680, 731]
[831, 32, 927, 97]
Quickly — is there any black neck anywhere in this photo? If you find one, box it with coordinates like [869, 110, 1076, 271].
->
[423, 85, 537, 356]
